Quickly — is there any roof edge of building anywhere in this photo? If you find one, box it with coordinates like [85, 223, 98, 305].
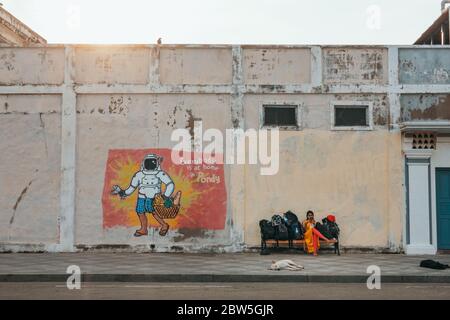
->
[414, 8, 449, 44]
[0, 5, 47, 46]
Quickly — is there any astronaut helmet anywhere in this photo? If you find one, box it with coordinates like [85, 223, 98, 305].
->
[141, 154, 162, 173]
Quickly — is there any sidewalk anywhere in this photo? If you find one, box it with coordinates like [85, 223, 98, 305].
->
[0, 253, 449, 283]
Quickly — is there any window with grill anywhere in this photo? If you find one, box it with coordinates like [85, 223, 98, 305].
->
[331, 102, 373, 130]
[334, 106, 368, 127]
[263, 105, 298, 127]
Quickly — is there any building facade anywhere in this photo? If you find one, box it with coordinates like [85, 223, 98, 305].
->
[0, 6, 46, 46]
[1, 44, 449, 254]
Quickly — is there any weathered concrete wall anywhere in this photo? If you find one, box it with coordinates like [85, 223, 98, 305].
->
[75, 94, 234, 249]
[160, 48, 232, 85]
[243, 130, 403, 248]
[242, 48, 311, 84]
[73, 46, 150, 84]
[0, 95, 61, 245]
[0, 48, 64, 85]
[323, 47, 388, 85]
[1, 44, 448, 253]
[401, 94, 450, 121]
[399, 48, 450, 84]
[243, 94, 402, 249]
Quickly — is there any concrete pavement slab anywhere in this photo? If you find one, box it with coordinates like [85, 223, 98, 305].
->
[0, 253, 449, 283]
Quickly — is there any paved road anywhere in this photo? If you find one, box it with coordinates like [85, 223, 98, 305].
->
[1, 282, 450, 300]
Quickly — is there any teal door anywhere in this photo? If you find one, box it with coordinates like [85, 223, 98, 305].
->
[436, 168, 450, 250]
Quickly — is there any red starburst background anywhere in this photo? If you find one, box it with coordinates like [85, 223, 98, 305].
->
[102, 148, 227, 230]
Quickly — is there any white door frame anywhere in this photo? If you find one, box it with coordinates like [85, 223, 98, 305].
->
[430, 136, 450, 252]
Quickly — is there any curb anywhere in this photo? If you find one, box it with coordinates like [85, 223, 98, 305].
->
[1, 274, 450, 283]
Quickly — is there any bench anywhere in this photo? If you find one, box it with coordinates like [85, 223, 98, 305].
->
[262, 238, 340, 255]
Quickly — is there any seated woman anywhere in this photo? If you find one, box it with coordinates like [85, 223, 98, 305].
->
[302, 210, 331, 256]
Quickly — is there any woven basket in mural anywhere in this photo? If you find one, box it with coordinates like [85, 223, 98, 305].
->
[153, 191, 181, 219]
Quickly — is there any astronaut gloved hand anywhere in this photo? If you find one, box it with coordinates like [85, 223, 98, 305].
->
[118, 190, 127, 199]
[111, 185, 127, 199]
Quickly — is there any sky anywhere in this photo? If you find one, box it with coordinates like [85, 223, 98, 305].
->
[1, 0, 446, 45]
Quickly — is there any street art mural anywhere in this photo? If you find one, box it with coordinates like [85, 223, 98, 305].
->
[102, 149, 227, 237]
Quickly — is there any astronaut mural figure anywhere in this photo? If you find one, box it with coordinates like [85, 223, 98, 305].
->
[111, 154, 181, 237]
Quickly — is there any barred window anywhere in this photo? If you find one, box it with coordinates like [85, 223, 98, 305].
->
[263, 105, 298, 127]
[334, 106, 368, 127]
[331, 102, 373, 131]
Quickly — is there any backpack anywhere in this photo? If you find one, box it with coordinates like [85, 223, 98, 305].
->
[283, 211, 303, 240]
[283, 211, 298, 226]
[271, 214, 283, 227]
[321, 217, 340, 239]
[289, 221, 303, 240]
[315, 222, 333, 239]
[271, 214, 289, 240]
[259, 219, 276, 240]
[420, 259, 450, 270]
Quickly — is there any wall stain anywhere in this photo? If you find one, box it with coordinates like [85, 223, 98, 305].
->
[400, 60, 415, 72]
[95, 55, 112, 72]
[374, 113, 387, 126]
[360, 52, 383, 81]
[39, 113, 49, 158]
[1, 52, 15, 72]
[37, 50, 48, 65]
[173, 228, 208, 242]
[232, 118, 240, 128]
[10, 180, 33, 225]
[185, 109, 196, 139]
[260, 84, 284, 92]
[403, 95, 450, 121]
[325, 49, 385, 83]
[108, 96, 129, 115]
[167, 105, 181, 127]
[326, 50, 354, 77]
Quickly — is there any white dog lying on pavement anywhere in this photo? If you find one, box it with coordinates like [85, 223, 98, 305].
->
[269, 259, 304, 271]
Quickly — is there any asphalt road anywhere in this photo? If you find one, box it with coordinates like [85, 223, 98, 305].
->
[0, 282, 449, 300]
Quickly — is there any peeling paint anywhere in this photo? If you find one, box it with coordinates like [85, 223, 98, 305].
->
[243, 48, 311, 85]
[185, 108, 199, 139]
[399, 48, 450, 84]
[108, 96, 129, 116]
[374, 113, 387, 126]
[166, 105, 181, 127]
[401, 94, 450, 121]
[324, 48, 388, 85]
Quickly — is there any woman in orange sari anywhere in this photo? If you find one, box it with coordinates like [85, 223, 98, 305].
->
[302, 210, 330, 256]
